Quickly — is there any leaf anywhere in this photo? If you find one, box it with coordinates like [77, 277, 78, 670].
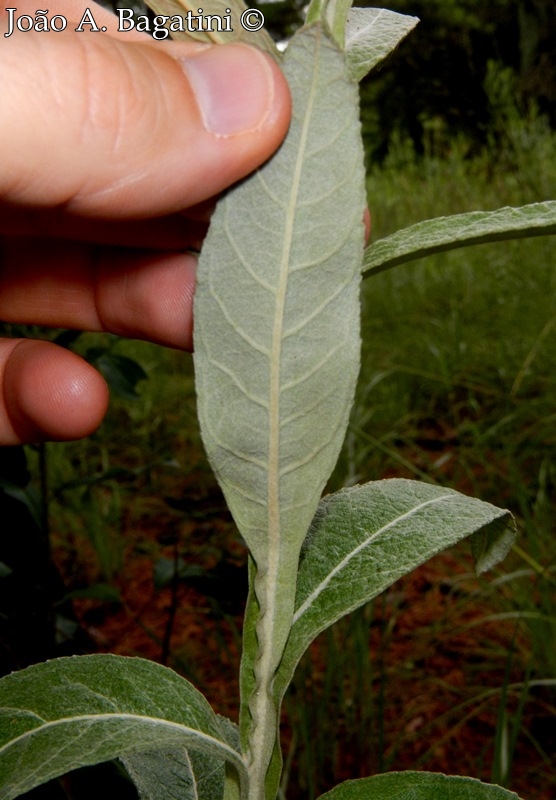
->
[122, 748, 225, 800]
[274, 479, 516, 701]
[317, 772, 524, 800]
[194, 18, 365, 646]
[145, 0, 278, 59]
[87, 351, 147, 400]
[0, 479, 42, 530]
[65, 583, 122, 602]
[153, 557, 205, 589]
[305, 0, 352, 48]
[121, 717, 241, 800]
[0, 561, 12, 578]
[472, 519, 517, 575]
[345, 7, 419, 82]
[194, 20, 366, 789]
[0, 655, 246, 800]
[363, 201, 556, 278]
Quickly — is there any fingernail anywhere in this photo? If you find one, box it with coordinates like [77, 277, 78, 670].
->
[181, 45, 276, 137]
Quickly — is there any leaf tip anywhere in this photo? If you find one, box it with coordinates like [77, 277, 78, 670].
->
[472, 512, 517, 575]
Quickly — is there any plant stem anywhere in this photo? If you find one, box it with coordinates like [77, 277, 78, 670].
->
[246, 561, 285, 800]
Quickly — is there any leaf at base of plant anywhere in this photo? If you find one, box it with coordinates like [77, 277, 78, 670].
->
[0, 654, 245, 800]
[317, 772, 524, 799]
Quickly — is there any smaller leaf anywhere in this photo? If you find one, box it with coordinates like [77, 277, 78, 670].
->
[317, 772, 524, 799]
[363, 201, 556, 278]
[345, 7, 419, 82]
[275, 479, 516, 701]
[88, 352, 147, 400]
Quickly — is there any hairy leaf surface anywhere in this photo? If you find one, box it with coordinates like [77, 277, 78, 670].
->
[275, 479, 516, 700]
[363, 201, 556, 277]
[194, 23, 365, 571]
[317, 772, 524, 800]
[0, 655, 245, 800]
[194, 21, 365, 660]
[122, 714, 240, 800]
[345, 7, 419, 81]
[122, 748, 225, 800]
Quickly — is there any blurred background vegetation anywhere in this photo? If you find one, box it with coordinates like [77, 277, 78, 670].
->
[1, 1, 555, 798]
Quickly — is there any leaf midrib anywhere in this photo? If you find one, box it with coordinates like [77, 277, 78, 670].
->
[262, 24, 323, 659]
[247, 24, 324, 790]
[0, 712, 243, 766]
[346, 7, 386, 47]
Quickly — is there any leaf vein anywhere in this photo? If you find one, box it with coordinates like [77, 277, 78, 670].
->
[281, 337, 347, 392]
[208, 358, 269, 410]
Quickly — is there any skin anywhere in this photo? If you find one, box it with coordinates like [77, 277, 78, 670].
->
[0, 0, 292, 445]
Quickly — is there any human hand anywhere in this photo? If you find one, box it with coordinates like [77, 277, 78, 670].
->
[0, 0, 291, 445]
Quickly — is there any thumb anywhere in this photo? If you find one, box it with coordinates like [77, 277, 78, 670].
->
[0, 16, 291, 220]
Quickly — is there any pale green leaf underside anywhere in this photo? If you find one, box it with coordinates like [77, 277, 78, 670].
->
[122, 748, 225, 800]
[194, 22, 366, 789]
[275, 479, 516, 700]
[317, 772, 524, 799]
[194, 23, 365, 572]
[363, 201, 556, 277]
[345, 7, 419, 82]
[0, 655, 245, 800]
